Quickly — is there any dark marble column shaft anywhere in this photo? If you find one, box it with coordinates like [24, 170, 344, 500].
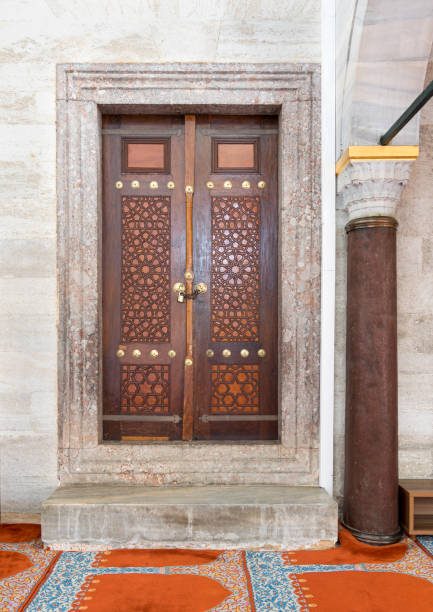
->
[343, 216, 400, 545]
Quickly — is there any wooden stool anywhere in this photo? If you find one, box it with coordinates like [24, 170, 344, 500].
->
[399, 479, 433, 536]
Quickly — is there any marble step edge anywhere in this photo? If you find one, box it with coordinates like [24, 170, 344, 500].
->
[42, 485, 337, 507]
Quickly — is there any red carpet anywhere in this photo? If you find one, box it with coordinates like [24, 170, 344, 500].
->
[1, 523, 432, 611]
[76, 573, 232, 611]
[0, 551, 33, 580]
[0, 523, 41, 543]
[282, 524, 409, 566]
[95, 548, 222, 567]
[292, 571, 433, 612]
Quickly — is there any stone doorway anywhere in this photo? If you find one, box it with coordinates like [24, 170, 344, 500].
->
[57, 63, 321, 487]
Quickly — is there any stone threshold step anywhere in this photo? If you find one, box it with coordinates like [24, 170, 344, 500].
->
[42, 484, 338, 551]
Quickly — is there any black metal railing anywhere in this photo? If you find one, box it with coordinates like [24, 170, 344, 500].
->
[379, 80, 433, 145]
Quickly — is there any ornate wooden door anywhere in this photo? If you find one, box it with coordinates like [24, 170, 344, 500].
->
[102, 114, 278, 442]
[102, 115, 186, 442]
[193, 115, 278, 440]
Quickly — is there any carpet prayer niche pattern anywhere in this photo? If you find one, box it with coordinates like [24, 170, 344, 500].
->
[1, 525, 433, 611]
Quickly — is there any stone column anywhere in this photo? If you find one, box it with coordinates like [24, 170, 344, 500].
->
[338, 160, 414, 544]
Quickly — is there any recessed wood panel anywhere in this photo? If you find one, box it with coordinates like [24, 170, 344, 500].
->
[212, 138, 259, 173]
[128, 143, 165, 168]
[121, 364, 170, 413]
[218, 143, 255, 168]
[121, 196, 170, 343]
[211, 196, 260, 342]
[122, 138, 170, 173]
[211, 364, 259, 413]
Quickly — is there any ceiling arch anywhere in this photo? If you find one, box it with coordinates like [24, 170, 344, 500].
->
[337, 0, 433, 156]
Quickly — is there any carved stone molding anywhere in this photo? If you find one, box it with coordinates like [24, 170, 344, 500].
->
[337, 160, 414, 222]
[56, 63, 321, 486]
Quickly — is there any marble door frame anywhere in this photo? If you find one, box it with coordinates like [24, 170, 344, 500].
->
[56, 63, 321, 485]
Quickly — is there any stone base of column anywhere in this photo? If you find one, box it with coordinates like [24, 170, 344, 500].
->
[341, 520, 402, 546]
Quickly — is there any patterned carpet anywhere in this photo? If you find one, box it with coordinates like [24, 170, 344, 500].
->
[1, 524, 432, 611]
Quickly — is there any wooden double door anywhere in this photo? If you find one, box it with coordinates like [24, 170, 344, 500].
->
[102, 114, 278, 442]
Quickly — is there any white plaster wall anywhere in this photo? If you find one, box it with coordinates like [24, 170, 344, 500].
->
[0, 0, 321, 514]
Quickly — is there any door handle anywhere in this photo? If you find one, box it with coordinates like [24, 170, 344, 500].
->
[194, 282, 207, 295]
[173, 281, 207, 302]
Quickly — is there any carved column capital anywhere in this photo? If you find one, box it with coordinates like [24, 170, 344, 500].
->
[337, 160, 414, 222]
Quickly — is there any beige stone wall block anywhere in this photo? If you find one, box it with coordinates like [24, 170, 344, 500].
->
[0, 92, 38, 124]
[399, 367, 433, 409]
[398, 313, 433, 354]
[34, 92, 56, 123]
[30, 391, 57, 434]
[0, 64, 55, 96]
[0, 279, 56, 315]
[398, 192, 433, 231]
[422, 237, 433, 272]
[0, 162, 55, 213]
[1, 0, 321, 65]
[398, 273, 433, 314]
[0, 239, 55, 277]
[0, 351, 56, 395]
[0, 213, 55, 240]
[0, 125, 55, 164]
[0, 393, 32, 431]
[421, 94, 433, 125]
[0, 433, 58, 513]
[399, 448, 433, 479]
[399, 405, 433, 438]
[396, 235, 423, 276]
[0, 315, 55, 353]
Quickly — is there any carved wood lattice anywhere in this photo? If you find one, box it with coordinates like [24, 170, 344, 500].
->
[121, 196, 170, 343]
[211, 196, 260, 342]
[210, 364, 259, 413]
[121, 364, 170, 413]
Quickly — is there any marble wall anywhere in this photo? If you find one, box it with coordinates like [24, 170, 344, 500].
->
[0, 0, 321, 513]
[396, 49, 433, 482]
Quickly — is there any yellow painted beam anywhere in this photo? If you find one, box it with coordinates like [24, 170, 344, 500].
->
[336, 145, 419, 176]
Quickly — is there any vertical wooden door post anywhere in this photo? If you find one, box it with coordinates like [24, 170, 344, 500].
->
[182, 115, 196, 440]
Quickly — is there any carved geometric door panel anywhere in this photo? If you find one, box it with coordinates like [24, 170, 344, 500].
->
[193, 115, 278, 440]
[102, 115, 185, 441]
[102, 114, 278, 442]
